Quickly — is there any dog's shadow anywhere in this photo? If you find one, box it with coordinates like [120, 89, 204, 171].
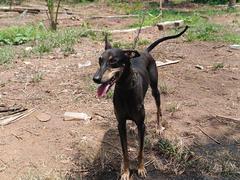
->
[85, 128, 121, 180]
[67, 127, 213, 180]
[80, 128, 167, 180]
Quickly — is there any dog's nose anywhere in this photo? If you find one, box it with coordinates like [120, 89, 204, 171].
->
[93, 75, 101, 84]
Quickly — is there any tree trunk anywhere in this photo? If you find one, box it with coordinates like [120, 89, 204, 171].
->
[228, 0, 236, 8]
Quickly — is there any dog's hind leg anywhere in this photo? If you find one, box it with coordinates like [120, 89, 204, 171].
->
[148, 60, 165, 134]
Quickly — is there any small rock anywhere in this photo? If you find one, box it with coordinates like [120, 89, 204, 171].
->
[78, 61, 91, 68]
[23, 61, 31, 65]
[35, 112, 51, 122]
[229, 44, 240, 50]
[25, 47, 33, 51]
[64, 112, 91, 121]
[61, 89, 68, 93]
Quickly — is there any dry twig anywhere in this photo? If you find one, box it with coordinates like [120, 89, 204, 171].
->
[197, 126, 221, 145]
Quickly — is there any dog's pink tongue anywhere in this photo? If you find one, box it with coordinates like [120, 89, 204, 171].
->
[97, 83, 110, 97]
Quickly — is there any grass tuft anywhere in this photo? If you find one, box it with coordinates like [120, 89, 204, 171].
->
[212, 62, 224, 71]
[0, 46, 14, 65]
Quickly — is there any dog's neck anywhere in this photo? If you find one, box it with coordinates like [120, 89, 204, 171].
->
[116, 63, 137, 90]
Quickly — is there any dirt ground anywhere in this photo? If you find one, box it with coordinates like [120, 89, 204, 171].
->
[0, 2, 240, 180]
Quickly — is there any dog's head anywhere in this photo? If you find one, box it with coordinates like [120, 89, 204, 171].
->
[93, 35, 140, 98]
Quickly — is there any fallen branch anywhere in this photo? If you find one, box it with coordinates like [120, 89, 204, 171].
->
[197, 126, 221, 145]
[156, 60, 180, 67]
[86, 14, 138, 19]
[0, 106, 24, 113]
[0, 108, 35, 126]
[0, 7, 40, 14]
[157, 20, 184, 30]
[91, 25, 153, 33]
[215, 115, 240, 123]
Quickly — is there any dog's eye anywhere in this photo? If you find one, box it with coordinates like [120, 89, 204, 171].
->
[109, 58, 117, 65]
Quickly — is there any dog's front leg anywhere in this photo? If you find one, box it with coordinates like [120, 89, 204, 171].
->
[136, 121, 147, 178]
[118, 120, 131, 180]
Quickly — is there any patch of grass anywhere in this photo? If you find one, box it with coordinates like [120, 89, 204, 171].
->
[166, 102, 180, 115]
[0, 46, 14, 65]
[21, 168, 65, 180]
[187, 22, 222, 41]
[137, 39, 151, 46]
[113, 2, 239, 44]
[0, 23, 103, 64]
[155, 138, 195, 174]
[30, 72, 44, 83]
[192, 0, 228, 5]
[212, 62, 224, 71]
[159, 82, 169, 95]
[112, 41, 133, 49]
[0, 23, 47, 45]
[108, 1, 144, 15]
[106, 89, 114, 99]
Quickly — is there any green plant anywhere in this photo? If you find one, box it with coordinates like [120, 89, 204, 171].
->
[112, 41, 133, 49]
[0, 25, 45, 45]
[106, 89, 114, 99]
[166, 102, 180, 115]
[159, 82, 168, 95]
[137, 39, 151, 47]
[155, 138, 195, 174]
[192, 0, 228, 5]
[0, 47, 14, 64]
[31, 72, 44, 83]
[212, 62, 224, 71]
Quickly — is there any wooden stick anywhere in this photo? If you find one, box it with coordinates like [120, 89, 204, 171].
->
[132, 11, 146, 49]
[90, 25, 153, 34]
[0, 109, 35, 126]
[0, 7, 40, 14]
[157, 20, 184, 30]
[215, 115, 240, 123]
[86, 14, 138, 19]
[156, 60, 180, 67]
[197, 126, 221, 145]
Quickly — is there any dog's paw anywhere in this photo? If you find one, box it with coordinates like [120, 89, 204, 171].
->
[156, 126, 165, 135]
[129, 125, 136, 135]
[137, 166, 147, 178]
[120, 170, 131, 180]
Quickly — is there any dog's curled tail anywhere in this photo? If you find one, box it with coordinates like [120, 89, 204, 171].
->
[145, 26, 189, 53]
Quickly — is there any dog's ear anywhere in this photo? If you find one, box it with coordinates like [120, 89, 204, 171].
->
[104, 34, 112, 50]
[123, 50, 140, 59]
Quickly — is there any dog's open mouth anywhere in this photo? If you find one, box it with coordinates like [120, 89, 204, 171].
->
[97, 76, 116, 98]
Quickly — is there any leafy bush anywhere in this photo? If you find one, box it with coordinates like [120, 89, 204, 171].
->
[0, 24, 47, 45]
[192, 0, 228, 5]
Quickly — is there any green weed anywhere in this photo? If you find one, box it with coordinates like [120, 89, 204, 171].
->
[0, 24, 47, 45]
[31, 72, 44, 83]
[112, 41, 133, 49]
[106, 89, 114, 99]
[0, 47, 14, 65]
[166, 102, 180, 115]
[159, 82, 169, 95]
[212, 62, 224, 71]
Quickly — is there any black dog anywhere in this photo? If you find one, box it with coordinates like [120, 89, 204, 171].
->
[93, 26, 188, 180]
